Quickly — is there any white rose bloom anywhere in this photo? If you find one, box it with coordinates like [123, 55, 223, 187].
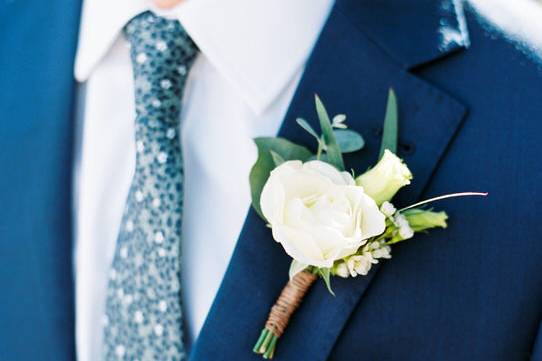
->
[260, 160, 386, 268]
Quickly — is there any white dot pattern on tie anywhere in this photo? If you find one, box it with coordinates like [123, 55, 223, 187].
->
[103, 11, 198, 361]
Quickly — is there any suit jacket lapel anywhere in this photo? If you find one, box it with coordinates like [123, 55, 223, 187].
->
[0, 0, 81, 358]
[190, 1, 468, 360]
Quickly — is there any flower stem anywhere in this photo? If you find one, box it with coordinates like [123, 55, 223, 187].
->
[253, 328, 279, 358]
[316, 142, 323, 160]
[260, 329, 274, 352]
[253, 271, 317, 359]
[253, 329, 268, 353]
[263, 334, 278, 359]
[399, 192, 488, 212]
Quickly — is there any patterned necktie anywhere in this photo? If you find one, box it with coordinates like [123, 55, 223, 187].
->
[103, 12, 198, 360]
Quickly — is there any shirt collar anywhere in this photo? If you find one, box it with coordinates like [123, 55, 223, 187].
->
[74, 0, 334, 114]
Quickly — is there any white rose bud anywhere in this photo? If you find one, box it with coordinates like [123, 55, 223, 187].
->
[356, 149, 413, 205]
[260, 160, 386, 268]
[404, 209, 448, 231]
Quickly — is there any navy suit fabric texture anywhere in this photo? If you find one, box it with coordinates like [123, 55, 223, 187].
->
[0, 0, 541, 360]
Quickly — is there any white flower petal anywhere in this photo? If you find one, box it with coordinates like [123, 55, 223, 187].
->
[304, 160, 354, 185]
[273, 224, 329, 267]
[261, 159, 386, 267]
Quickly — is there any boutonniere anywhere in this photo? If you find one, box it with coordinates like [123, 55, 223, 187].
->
[249, 90, 486, 359]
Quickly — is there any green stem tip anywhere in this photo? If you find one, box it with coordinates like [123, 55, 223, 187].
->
[253, 328, 280, 359]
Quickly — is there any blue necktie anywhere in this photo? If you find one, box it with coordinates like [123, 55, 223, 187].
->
[103, 11, 198, 360]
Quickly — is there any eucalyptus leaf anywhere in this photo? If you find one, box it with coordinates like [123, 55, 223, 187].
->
[379, 88, 398, 158]
[315, 95, 345, 170]
[318, 267, 335, 296]
[249, 137, 312, 219]
[289, 260, 308, 279]
[334, 129, 365, 153]
[296, 118, 320, 141]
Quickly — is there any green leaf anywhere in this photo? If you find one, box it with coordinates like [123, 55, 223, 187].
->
[289, 260, 308, 279]
[269, 150, 285, 166]
[318, 267, 335, 296]
[334, 129, 365, 153]
[296, 118, 320, 141]
[379, 88, 398, 159]
[249, 137, 312, 220]
[315, 95, 345, 170]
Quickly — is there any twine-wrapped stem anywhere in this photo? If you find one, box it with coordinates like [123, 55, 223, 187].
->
[253, 270, 318, 359]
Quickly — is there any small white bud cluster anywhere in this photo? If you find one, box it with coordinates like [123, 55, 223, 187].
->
[380, 201, 396, 217]
[333, 240, 392, 278]
[332, 202, 416, 278]
[393, 213, 414, 240]
[379, 201, 415, 242]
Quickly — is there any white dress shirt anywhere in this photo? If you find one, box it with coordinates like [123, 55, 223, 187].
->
[73, 1, 333, 360]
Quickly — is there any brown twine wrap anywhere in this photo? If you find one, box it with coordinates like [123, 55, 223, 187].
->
[265, 270, 317, 337]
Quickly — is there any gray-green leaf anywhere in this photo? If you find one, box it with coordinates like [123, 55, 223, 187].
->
[296, 118, 320, 142]
[249, 137, 312, 220]
[379, 88, 398, 158]
[315, 95, 345, 170]
[334, 129, 365, 153]
[318, 267, 335, 296]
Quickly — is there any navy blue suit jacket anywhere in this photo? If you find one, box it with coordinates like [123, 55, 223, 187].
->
[1, 1, 541, 360]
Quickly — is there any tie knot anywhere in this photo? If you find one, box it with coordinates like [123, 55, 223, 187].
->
[124, 11, 198, 69]
[123, 11, 198, 119]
